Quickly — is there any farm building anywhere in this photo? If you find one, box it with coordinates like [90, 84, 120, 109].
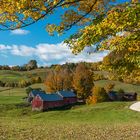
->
[108, 91, 118, 101]
[122, 92, 137, 101]
[57, 90, 77, 105]
[108, 91, 137, 101]
[28, 89, 45, 103]
[32, 92, 64, 111]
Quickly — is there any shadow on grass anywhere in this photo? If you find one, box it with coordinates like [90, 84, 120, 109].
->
[42, 102, 85, 112]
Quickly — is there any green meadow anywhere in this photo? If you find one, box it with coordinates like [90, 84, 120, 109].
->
[0, 70, 140, 139]
[0, 69, 47, 82]
[0, 101, 140, 140]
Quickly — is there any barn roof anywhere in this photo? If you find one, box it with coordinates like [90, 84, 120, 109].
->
[37, 93, 63, 101]
[108, 91, 118, 101]
[58, 90, 76, 98]
[30, 90, 46, 97]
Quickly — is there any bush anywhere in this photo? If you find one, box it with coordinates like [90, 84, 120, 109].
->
[137, 95, 140, 101]
[30, 76, 42, 84]
[86, 86, 108, 104]
[18, 80, 30, 88]
[0, 81, 5, 87]
[118, 88, 124, 94]
[104, 83, 115, 93]
[93, 74, 105, 81]
[26, 87, 33, 96]
[117, 88, 125, 101]
[35, 76, 42, 83]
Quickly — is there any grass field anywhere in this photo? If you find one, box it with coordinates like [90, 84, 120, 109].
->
[0, 101, 140, 140]
[0, 70, 140, 139]
[0, 69, 47, 82]
[95, 80, 140, 94]
[0, 85, 140, 139]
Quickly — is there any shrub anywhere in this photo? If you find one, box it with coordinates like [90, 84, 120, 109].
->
[86, 86, 108, 104]
[118, 88, 124, 94]
[18, 80, 29, 88]
[35, 76, 42, 83]
[93, 74, 105, 81]
[137, 95, 140, 101]
[26, 87, 33, 96]
[0, 81, 5, 87]
[104, 83, 115, 93]
[117, 88, 125, 101]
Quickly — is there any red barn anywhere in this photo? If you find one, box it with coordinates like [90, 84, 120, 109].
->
[57, 90, 77, 105]
[28, 90, 45, 103]
[32, 92, 63, 111]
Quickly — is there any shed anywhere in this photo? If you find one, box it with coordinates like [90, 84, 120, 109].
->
[32, 93, 64, 111]
[123, 92, 137, 101]
[57, 90, 77, 105]
[108, 91, 118, 101]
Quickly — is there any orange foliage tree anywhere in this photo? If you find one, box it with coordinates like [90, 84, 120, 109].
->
[73, 63, 94, 99]
[45, 67, 73, 93]
[86, 86, 108, 104]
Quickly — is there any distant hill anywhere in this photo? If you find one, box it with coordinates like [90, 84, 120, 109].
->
[0, 68, 47, 82]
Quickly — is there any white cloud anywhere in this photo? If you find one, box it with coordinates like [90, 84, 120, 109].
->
[10, 29, 30, 35]
[0, 44, 11, 50]
[11, 45, 35, 56]
[0, 43, 109, 66]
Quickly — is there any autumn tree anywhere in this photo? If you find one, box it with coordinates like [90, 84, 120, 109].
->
[25, 60, 38, 70]
[104, 83, 115, 93]
[86, 86, 108, 104]
[45, 67, 73, 93]
[18, 80, 29, 88]
[66, 2, 140, 74]
[0, 0, 114, 32]
[45, 70, 57, 93]
[0, 0, 139, 76]
[57, 68, 73, 90]
[73, 63, 94, 99]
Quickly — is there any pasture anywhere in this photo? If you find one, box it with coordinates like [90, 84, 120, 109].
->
[0, 70, 140, 139]
[0, 69, 47, 82]
[0, 101, 140, 140]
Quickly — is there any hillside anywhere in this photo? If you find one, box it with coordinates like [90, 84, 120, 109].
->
[0, 69, 140, 139]
[0, 69, 47, 82]
[0, 101, 140, 139]
[95, 80, 140, 94]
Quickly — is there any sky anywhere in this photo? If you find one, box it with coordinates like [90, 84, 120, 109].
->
[0, 0, 130, 66]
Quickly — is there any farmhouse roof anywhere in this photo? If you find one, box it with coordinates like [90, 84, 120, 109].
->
[37, 93, 63, 101]
[58, 90, 76, 98]
[30, 90, 46, 97]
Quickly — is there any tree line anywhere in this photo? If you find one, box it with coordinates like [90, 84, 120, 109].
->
[0, 76, 42, 88]
[0, 60, 39, 71]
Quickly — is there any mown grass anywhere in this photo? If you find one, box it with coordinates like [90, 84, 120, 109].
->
[0, 70, 140, 139]
[0, 102, 140, 140]
[0, 96, 24, 104]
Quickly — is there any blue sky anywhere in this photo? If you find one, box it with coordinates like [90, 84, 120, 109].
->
[0, 0, 130, 66]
